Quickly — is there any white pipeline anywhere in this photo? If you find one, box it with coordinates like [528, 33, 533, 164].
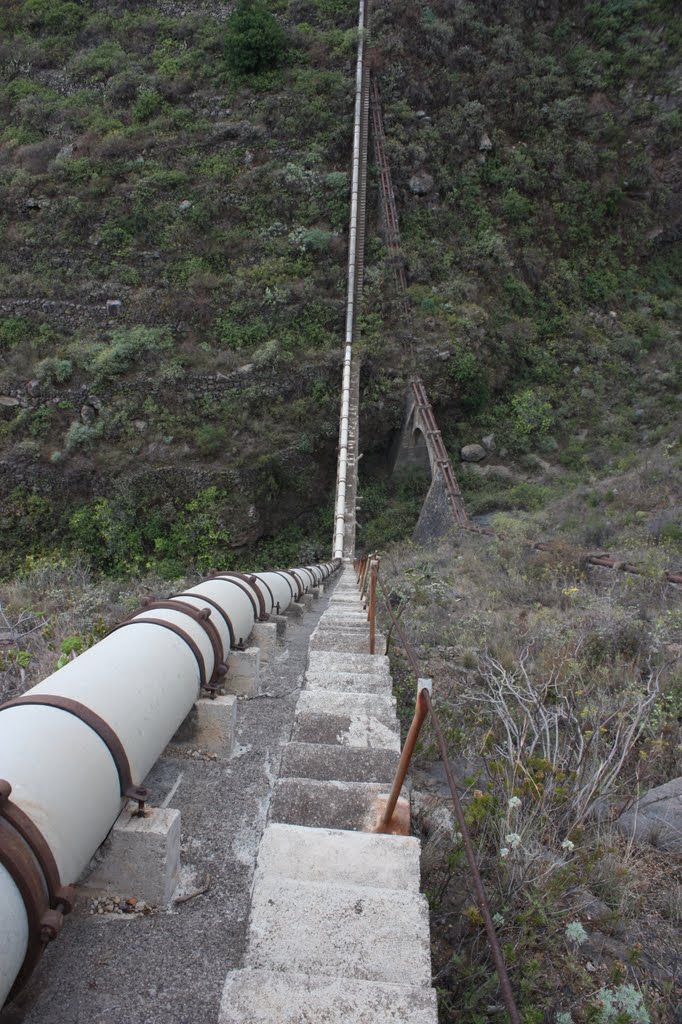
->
[0, 560, 339, 1007]
[332, 0, 367, 560]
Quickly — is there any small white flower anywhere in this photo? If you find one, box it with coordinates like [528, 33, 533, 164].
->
[508, 796, 522, 810]
[561, 838, 575, 853]
[500, 847, 510, 859]
[505, 832, 522, 850]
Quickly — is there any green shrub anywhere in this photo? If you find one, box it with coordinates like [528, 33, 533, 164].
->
[0, 318, 32, 350]
[447, 349, 489, 414]
[224, 0, 287, 75]
[510, 389, 554, 447]
[133, 89, 165, 123]
[36, 357, 73, 385]
[72, 41, 127, 81]
[22, 0, 86, 34]
[64, 420, 104, 452]
[89, 326, 174, 381]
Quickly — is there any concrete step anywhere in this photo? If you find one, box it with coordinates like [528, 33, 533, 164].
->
[309, 633, 372, 653]
[294, 692, 400, 750]
[308, 651, 390, 676]
[220, 968, 438, 1024]
[281, 741, 399, 784]
[245, 877, 432, 987]
[255, 823, 421, 892]
[270, 777, 405, 831]
[304, 670, 393, 695]
[318, 611, 367, 620]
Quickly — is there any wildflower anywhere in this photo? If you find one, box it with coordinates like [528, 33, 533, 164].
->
[564, 921, 588, 946]
[507, 796, 522, 810]
[504, 832, 521, 849]
[561, 838, 575, 853]
[500, 847, 510, 859]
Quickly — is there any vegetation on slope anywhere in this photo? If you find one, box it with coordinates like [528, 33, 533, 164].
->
[379, 524, 681, 1024]
[0, 0, 359, 575]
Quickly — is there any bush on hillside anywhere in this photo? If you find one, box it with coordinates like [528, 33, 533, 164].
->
[224, 0, 287, 75]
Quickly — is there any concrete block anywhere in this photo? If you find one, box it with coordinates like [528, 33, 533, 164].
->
[255, 823, 421, 892]
[285, 601, 305, 619]
[249, 621, 276, 665]
[220, 969, 438, 1024]
[246, 878, 432, 986]
[226, 646, 260, 696]
[302, 594, 313, 611]
[82, 803, 181, 907]
[171, 695, 236, 757]
[267, 612, 287, 640]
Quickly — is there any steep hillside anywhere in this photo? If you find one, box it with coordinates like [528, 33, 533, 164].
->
[0, 0, 359, 575]
[1, 0, 680, 579]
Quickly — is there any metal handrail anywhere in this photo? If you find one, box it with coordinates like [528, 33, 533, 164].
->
[372, 572, 522, 1024]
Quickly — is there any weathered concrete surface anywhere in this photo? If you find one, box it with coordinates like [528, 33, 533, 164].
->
[270, 777, 397, 831]
[81, 804, 181, 908]
[219, 969, 438, 1024]
[304, 670, 393, 694]
[3, 576, 339, 1024]
[293, 707, 400, 751]
[307, 650, 390, 676]
[617, 776, 682, 853]
[255, 824, 421, 892]
[280, 741, 399, 783]
[246, 877, 432, 985]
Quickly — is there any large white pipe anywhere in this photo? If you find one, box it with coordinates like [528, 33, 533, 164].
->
[333, 0, 367, 560]
[0, 559, 340, 1007]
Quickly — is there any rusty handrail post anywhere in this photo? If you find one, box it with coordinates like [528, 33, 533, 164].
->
[360, 553, 373, 603]
[376, 684, 429, 833]
[368, 557, 379, 654]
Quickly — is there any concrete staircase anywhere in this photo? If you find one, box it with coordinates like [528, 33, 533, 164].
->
[220, 566, 438, 1023]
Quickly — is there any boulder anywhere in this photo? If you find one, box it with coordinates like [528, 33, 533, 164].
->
[460, 443, 486, 463]
[616, 777, 682, 853]
[408, 172, 434, 196]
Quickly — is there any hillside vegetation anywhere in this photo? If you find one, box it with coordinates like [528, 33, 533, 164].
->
[0, 0, 680, 579]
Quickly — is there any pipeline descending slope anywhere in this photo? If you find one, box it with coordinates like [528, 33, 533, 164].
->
[332, 0, 369, 561]
[0, 560, 340, 1008]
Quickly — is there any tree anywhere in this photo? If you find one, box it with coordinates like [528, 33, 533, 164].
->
[224, 0, 287, 75]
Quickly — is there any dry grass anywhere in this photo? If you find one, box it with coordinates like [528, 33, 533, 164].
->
[0, 557, 195, 703]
